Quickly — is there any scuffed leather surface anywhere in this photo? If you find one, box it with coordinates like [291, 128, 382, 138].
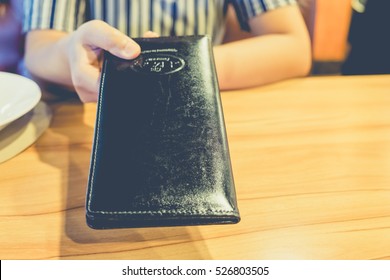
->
[86, 36, 240, 229]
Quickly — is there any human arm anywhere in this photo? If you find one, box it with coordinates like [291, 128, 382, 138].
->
[24, 20, 141, 102]
[214, 4, 312, 90]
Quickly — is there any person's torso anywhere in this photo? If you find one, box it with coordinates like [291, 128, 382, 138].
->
[87, 0, 228, 44]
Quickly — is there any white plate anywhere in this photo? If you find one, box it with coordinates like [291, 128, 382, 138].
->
[0, 101, 52, 164]
[0, 72, 41, 131]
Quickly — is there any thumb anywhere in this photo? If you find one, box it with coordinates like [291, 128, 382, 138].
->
[143, 31, 159, 38]
[77, 20, 140, 59]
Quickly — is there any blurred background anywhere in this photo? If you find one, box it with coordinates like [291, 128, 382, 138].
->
[311, 0, 352, 74]
[312, 0, 390, 75]
[1, 0, 389, 77]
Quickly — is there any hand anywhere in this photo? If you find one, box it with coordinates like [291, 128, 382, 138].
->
[25, 20, 159, 103]
[66, 20, 141, 102]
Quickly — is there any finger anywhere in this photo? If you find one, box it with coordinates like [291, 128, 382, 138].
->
[77, 20, 141, 59]
[143, 31, 159, 38]
[71, 64, 100, 103]
[66, 42, 100, 102]
[67, 47, 100, 103]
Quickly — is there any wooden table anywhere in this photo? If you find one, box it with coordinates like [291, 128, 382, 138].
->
[1, 75, 390, 260]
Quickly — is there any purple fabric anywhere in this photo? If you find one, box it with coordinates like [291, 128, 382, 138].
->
[0, 0, 24, 74]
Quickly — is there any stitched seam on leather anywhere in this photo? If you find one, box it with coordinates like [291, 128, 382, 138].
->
[87, 49, 238, 218]
[85, 66, 236, 217]
[87, 67, 106, 212]
[90, 209, 238, 215]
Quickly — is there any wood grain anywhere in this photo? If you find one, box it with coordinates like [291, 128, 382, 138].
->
[1, 75, 390, 259]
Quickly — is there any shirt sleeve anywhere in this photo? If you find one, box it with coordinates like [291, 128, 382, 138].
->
[230, 0, 297, 32]
[23, 0, 88, 33]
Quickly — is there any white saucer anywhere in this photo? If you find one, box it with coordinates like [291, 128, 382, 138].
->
[0, 101, 52, 164]
[0, 72, 41, 131]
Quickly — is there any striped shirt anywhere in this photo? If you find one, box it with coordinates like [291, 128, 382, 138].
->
[23, 0, 297, 44]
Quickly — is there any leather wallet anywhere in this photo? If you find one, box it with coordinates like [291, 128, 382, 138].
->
[86, 35, 240, 229]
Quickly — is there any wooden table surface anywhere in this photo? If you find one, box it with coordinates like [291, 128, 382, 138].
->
[1, 75, 390, 260]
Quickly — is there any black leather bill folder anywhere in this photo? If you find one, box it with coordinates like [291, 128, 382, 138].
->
[86, 35, 240, 229]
